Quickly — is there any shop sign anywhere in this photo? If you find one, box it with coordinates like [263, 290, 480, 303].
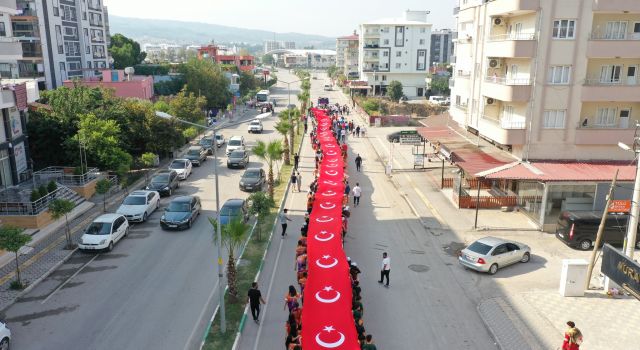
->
[601, 244, 640, 299]
[608, 200, 631, 213]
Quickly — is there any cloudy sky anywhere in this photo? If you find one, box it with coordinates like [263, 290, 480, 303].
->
[104, 0, 456, 37]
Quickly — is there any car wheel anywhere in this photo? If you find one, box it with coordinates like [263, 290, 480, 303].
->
[488, 263, 498, 275]
[520, 252, 530, 263]
[107, 241, 114, 252]
[143, 212, 148, 222]
[188, 219, 192, 229]
[124, 227, 129, 237]
[156, 202, 160, 210]
[579, 239, 592, 251]
[168, 188, 172, 196]
[0, 337, 9, 350]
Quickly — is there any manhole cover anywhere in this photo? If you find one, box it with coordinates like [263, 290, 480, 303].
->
[408, 264, 430, 273]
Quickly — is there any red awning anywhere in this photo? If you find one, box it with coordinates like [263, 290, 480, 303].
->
[479, 161, 636, 182]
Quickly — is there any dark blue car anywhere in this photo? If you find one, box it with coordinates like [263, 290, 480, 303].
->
[219, 198, 249, 225]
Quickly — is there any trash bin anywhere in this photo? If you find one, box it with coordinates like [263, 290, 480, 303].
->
[559, 259, 588, 297]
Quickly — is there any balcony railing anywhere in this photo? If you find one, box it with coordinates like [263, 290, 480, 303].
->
[590, 32, 640, 40]
[483, 116, 526, 129]
[584, 78, 640, 86]
[484, 76, 532, 85]
[488, 32, 536, 41]
[579, 120, 634, 129]
[364, 44, 379, 48]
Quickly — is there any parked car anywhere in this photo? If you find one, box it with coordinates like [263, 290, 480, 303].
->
[219, 198, 249, 225]
[428, 95, 448, 106]
[160, 195, 201, 230]
[458, 237, 531, 275]
[226, 136, 246, 156]
[199, 137, 214, 154]
[387, 131, 402, 143]
[399, 95, 408, 103]
[0, 322, 10, 350]
[169, 159, 192, 180]
[146, 170, 179, 197]
[239, 168, 266, 192]
[78, 214, 129, 252]
[116, 190, 160, 222]
[555, 211, 640, 250]
[227, 149, 250, 169]
[185, 146, 207, 166]
[215, 133, 226, 148]
[247, 120, 264, 134]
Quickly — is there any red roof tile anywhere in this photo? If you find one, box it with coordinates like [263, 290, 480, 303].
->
[481, 161, 636, 182]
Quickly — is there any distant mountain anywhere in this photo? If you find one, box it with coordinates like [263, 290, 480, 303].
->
[109, 15, 336, 49]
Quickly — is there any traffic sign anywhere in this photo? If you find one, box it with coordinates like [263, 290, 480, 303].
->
[399, 130, 422, 145]
[608, 200, 631, 213]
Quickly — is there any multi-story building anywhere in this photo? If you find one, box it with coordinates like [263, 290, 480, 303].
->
[450, 0, 640, 161]
[282, 50, 336, 69]
[336, 32, 359, 80]
[358, 10, 432, 97]
[0, 1, 24, 80]
[197, 44, 255, 72]
[10, 0, 110, 89]
[264, 40, 296, 54]
[430, 29, 454, 67]
[283, 41, 295, 50]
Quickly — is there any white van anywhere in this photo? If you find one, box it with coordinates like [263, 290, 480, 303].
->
[78, 214, 129, 252]
[428, 96, 448, 106]
[323, 83, 332, 91]
[226, 136, 246, 155]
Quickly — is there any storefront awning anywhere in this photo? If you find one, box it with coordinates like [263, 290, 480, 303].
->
[477, 161, 636, 182]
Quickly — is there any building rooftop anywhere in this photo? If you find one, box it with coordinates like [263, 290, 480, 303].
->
[338, 35, 359, 40]
[364, 18, 432, 25]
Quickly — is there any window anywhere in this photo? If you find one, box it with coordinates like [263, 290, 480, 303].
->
[548, 65, 571, 84]
[382, 27, 389, 33]
[418, 51, 425, 57]
[596, 107, 617, 126]
[64, 26, 77, 37]
[84, 28, 90, 53]
[0, 23, 5, 37]
[600, 65, 622, 83]
[419, 39, 425, 45]
[543, 110, 566, 129]
[374, 75, 379, 81]
[68, 62, 82, 70]
[605, 21, 627, 39]
[383, 51, 389, 57]
[55, 25, 64, 54]
[383, 39, 389, 45]
[92, 45, 105, 58]
[53, 0, 59, 16]
[59, 62, 67, 80]
[395, 63, 401, 69]
[420, 27, 426, 33]
[395, 26, 405, 46]
[396, 51, 401, 57]
[61, 5, 77, 21]
[382, 75, 386, 81]
[552, 20, 576, 39]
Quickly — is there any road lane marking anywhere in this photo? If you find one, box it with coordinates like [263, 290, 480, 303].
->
[403, 174, 448, 228]
[41, 253, 99, 304]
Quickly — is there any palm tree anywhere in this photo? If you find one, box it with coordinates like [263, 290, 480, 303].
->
[280, 108, 300, 160]
[209, 217, 249, 302]
[252, 140, 283, 198]
[274, 119, 291, 165]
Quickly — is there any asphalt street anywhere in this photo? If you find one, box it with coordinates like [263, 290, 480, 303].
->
[238, 73, 498, 350]
[1, 71, 303, 350]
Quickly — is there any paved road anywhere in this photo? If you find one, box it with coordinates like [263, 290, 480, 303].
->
[1, 72, 303, 350]
[238, 72, 498, 350]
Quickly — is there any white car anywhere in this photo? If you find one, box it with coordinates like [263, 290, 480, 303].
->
[116, 190, 160, 222]
[247, 120, 263, 134]
[215, 133, 226, 148]
[169, 159, 192, 180]
[226, 136, 246, 156]
[78, 214, 129, 252]
[0, 322, 10, 350]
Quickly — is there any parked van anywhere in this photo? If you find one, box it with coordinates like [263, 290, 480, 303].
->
[428, 95, 448, 105]
[555, 211, 640, 250]
[226, 136, 246, 156]
[323, 83, 332, 91]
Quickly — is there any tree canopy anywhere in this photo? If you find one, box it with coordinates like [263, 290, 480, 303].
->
[386, 80, 404, 101]
[109, 34, 147, 69]
[179, 58, 232, 109]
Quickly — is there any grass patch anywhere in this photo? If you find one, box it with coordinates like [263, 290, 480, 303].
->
[202, 131, 303, 349]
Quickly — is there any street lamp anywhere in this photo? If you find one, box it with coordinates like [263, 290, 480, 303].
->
[618, 137, 640, 259]
[154, 111, 270, 333]
[279, 77, 310, 108]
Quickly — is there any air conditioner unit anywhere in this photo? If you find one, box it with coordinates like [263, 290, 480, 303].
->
[486, 98, 495, 105]
[489, 59, 502, 68]
[493, 17, 504, 26]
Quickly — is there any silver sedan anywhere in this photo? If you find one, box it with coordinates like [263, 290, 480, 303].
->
[458, 236, 531, 275]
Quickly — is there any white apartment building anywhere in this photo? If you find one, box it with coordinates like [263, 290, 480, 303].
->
[359, 10, 432, 98]
[10, 0, 110, 89]
[0, 1, 23, 79]
[450, 0, 640, 161]
[336, 32, 359, 79]
[282, 49, 336, 69]
[430, 29, 454, 66]
[264, 40, 295, 54]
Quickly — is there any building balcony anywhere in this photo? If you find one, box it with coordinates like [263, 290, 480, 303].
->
[479, 116, 526, 145]
[587, 34, 640, 58]
[485, 35, 536, 57]
[0, 89, 15, 109]
[574, 126, 636, 145]
[486, 0, 539, 16]
[363, 44, 379, 48]
[582, 79, 640, 102]
[0, 40, 22, 60]
[363, 55, 379, 62]
[363, 31, 380, 38]
[592, 0, 640, 13]
[483, 77, 532, 101]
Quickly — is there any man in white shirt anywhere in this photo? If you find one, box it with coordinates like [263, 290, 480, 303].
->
[352, 183, 362, 206]
[378, 252, 390, 287]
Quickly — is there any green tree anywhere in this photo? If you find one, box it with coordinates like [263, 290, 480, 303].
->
[430, 76, 451, 95]
[0, 226, 32, 289]
[140, 152, 157, 182]
[95, 178, 112, 212]
[327, 65, 340, 79]
[239, 71, 259, 96]
[274, 119, 292, 166]
[180, 58, 231, 109]
[252, 140, 283, 198]
[208, 217, 249, 302]
[247, 191, 275, 241]
[387, 80, 404, 101]
[74, 113, 132, 172]
[261, 54, 274, 65]
[108, 33, 147, 69]
[167, 88, 206, 124]
[49, 199, 76, 249]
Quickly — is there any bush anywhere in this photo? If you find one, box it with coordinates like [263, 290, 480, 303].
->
[362, 98, 381, 116]
[38, 185, 48, 197]
[30, 190, 41, 202]
[10, 280, 25, 290]
[47, 180, 58, 193]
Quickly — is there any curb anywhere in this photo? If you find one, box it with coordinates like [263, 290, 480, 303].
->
[477, 299, 505, 350]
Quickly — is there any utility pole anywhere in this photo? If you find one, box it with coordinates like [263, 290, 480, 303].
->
[625, 153, 640, 259]
[585, 170, 618, 290]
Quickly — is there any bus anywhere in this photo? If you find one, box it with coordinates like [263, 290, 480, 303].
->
[256, 90, 270, 106]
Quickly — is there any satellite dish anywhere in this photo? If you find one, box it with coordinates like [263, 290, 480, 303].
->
[124, 67, 135, 75]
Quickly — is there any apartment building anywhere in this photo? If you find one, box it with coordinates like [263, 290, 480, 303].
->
[450, 0, 640, 161]
[430, 29, 454, 66]
[264, 40, 296, 54]
[336, 32, 359, 79]
[0, 1, 24, 80]
[282, 50, 336, 69]
[10, 0, 110, 89]
[358, 10, 432, 97]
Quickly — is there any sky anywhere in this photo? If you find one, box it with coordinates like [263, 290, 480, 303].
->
[104, 0, 456, 37]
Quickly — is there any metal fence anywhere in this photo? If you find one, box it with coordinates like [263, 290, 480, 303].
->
[33, 167, 100, 187]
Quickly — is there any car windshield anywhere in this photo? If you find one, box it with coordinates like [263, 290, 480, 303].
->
[187, 149, 201, 156]
[243, 170, 260, 179]
[123, 196, 145, 205]
[167, 202, 190, 212]
[467, 241, 493, 255]
[220, 205, 240, 216]
[170, 160, 186, 169]
[250, 121, 260, 125]
[152, 174, 169, 183]
[229, 140, 241, 146]
[215, 135, 223, 140]
[86, 222, 112, 235]
[200, 139, 212, 145]
[230, 151, 245, 157]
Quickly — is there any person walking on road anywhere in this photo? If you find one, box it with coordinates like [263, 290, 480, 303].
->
[247, 282, 266, 323]
[352, 183, 362, 206]
[356, 126, 361, 137]
[344, 181, 351, 203]
[562, 321, 583, 350]
[362, 335, 377, 350]
[355, 154, 363, 172]
[294, 153, 300, 170]
[280, 209, 292, 237]
[296, 171, 302, 192]
[340, 128, 347, 143]
[290, 172, 298, 192]
[378, 252, 390, 286]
